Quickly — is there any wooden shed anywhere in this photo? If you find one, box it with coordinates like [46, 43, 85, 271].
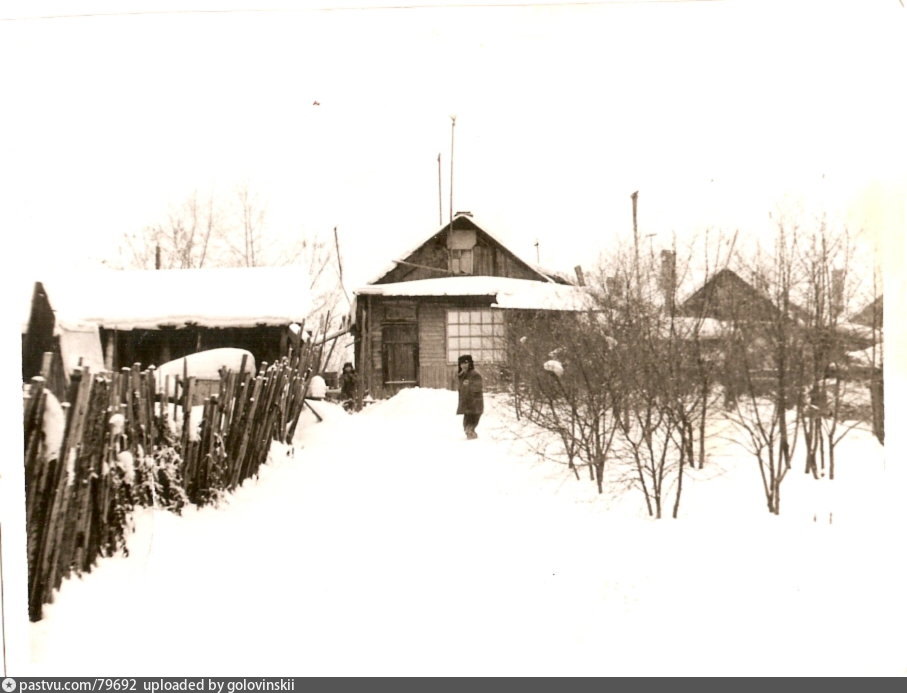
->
[353, 214, 590, 397]
[22, 267, 313, 380]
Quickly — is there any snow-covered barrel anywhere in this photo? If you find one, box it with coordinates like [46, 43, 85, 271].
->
[154, 348, 256, 402]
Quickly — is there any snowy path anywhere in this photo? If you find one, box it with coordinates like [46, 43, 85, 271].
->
[29, 390, 907, 675]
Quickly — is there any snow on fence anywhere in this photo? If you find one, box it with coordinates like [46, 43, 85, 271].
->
[22, 348, 317, 622]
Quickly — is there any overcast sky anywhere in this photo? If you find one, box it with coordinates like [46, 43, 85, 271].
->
[2, 0, 904, 293]
[1, 3, 905, 654]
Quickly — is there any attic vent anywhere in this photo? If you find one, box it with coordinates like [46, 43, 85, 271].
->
[449, 229, 476, 250]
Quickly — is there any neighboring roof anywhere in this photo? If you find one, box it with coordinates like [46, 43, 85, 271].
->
[366, 213, 559, 286]
[35, 266, 312, 330]
[20, 279, 45, 333]
[678, 268, 780, 321]
[355, 276, 594, 311]
[528, 262, 575, 285]
[850, 295, 883, 328]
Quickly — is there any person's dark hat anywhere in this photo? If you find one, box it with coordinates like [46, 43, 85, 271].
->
[342, 362, 354, 371]
[457, 354, 474, 366]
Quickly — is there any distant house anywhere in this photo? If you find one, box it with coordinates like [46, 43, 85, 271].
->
[677, 268, 780, 323]
[22, 267, 312, 388]
[851, 295, 883, 329]
[353, 213, 591, 397]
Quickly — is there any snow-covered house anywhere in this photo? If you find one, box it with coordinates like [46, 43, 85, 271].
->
[353, 213, 592, 397]
[851, 295, 883, 329]
[22, 267, 312, 384]
[677, 268, 781, 323]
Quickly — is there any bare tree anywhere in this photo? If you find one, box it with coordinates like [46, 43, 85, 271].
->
[505, 239, 726, 519]
[117, 191, 224, 270]
[720, 219, 806, 515]
[505, 311, 619, 487]
[111, 187, 347, 356]
[232, 184, 265, 267]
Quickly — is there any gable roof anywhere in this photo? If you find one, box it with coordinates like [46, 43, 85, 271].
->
[366, 213, 562, 286]
[678, 268, 781, 322]
[850, 295, 883, 328]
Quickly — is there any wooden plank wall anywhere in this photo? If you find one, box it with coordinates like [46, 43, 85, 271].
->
[418, 302, 448, 389]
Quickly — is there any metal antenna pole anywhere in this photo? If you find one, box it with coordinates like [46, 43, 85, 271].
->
[449, 115, 456, 226]
[437, 153, 443, 226]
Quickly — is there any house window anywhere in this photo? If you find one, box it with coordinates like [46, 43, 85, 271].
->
[446, 309, 506, 363]
[450, 249, 473, 274]
[448, 228, 476, 274]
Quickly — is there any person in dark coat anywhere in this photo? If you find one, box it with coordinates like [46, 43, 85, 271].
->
[339, 362, 358, 411]
[456, 354, 484, 439]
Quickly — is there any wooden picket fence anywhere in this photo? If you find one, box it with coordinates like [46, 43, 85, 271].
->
[22, 349, 317, 622]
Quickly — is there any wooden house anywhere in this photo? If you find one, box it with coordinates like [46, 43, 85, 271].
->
[353, 213, 591, 397]
[22, 267, 313, 385]
[851, 295, 883, 329]
[677, 268, 781, 323]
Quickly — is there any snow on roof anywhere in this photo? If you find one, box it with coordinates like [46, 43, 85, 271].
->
[37, 266, 312, 330]
[835, 321, 876, 341]
[365, 213, 553, 285]
[847, 345, 882, 368]
[355, 276, 594, 311]
[528, 262, 574, 285]
[663, 316, 729, 340]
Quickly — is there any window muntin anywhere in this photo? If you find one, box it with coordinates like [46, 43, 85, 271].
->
[446, 309, 505, 363]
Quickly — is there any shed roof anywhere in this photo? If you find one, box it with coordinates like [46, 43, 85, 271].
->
[33, 266, 312, 330]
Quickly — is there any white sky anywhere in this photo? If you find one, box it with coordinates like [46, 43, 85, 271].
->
[1, 0, 904, 291]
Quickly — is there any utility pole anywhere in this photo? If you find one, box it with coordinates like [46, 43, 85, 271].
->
[631, 191, 640, 293]
[631, 191, 639, 264]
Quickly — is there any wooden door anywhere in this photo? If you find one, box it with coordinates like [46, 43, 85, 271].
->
[382, 323, 419, 390]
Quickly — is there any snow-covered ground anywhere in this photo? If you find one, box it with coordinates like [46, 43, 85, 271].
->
[27, 389, 907, 676]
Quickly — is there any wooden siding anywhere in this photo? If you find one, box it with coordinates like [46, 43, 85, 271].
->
[378, 233, 449, 284]
[375, 217, 545, 285]
[418, 302, 447, 388]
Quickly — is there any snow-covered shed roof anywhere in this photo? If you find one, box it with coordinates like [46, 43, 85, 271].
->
[355, 276, 594, 311]
[36, 266, 312, 330]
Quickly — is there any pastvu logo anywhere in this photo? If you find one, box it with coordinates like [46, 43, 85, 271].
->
[2, 678, 17, 692]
